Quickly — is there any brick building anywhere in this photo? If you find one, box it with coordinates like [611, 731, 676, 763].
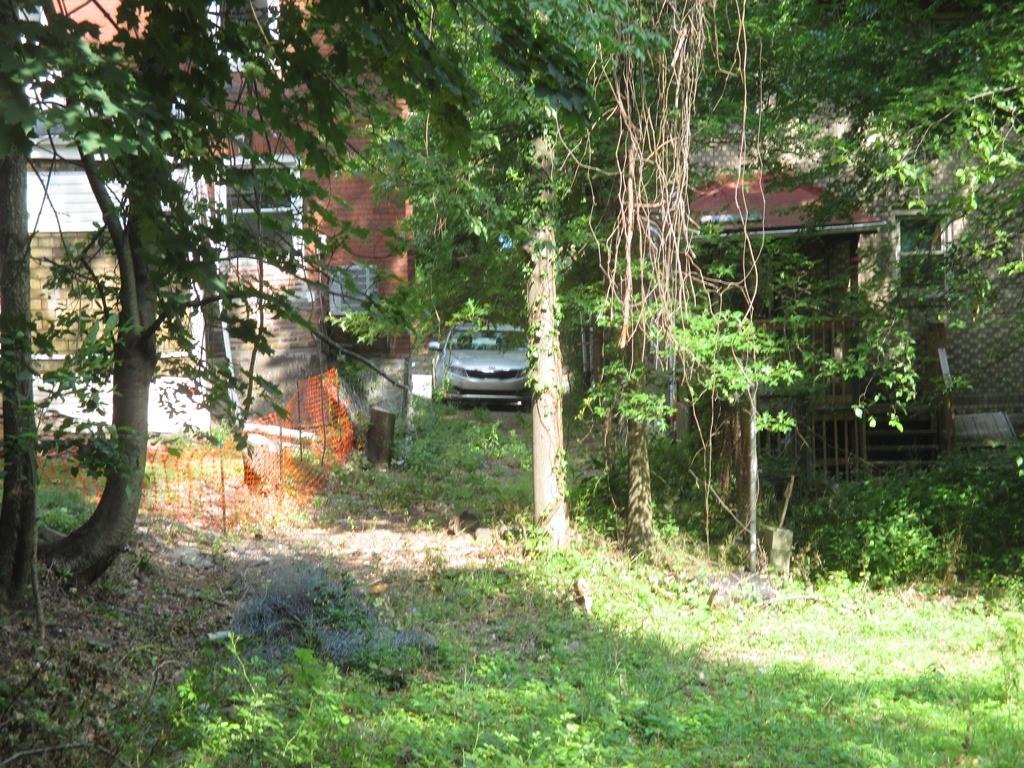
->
[692, 173, 1023, 474]
[24, 1, 413, 413]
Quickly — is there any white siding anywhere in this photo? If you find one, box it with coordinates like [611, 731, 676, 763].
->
[25, 168, 104, 234]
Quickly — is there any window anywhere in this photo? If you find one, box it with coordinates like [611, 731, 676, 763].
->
[18, 5, 43, 23]
[328, 263, 377, 315]
[896, 214, 948, 298]
[223, 165, 299, 266]
[210, 0, 279, 70]
[898, 216, 943, 256]
[212, 0, 278, 32]
[449, 328, 527, 352]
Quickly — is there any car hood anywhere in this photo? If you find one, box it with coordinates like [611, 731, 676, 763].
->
[449, 349, 528, 371]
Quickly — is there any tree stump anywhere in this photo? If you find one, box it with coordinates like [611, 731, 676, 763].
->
[366, 407, 396, 466]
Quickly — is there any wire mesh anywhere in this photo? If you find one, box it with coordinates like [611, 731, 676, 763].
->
[35, 367, 362, 533]
[31, 356, 415, 533]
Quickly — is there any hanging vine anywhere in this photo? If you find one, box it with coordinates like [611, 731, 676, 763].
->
[590, 0, 765, 557]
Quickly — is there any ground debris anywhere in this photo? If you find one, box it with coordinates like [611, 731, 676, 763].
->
[705, 572, 779, 607]
[573, 577, 594, 615]
[230, 565, 436, 668]
[165, 545, 215, 569]
[446, 512, 480, 536]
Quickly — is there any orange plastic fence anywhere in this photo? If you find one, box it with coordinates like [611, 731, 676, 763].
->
[243, 368, 355, 490]
[36, 368, 357, 533]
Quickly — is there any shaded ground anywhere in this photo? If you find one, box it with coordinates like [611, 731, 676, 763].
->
[2, 403, 1022, 766]
[0, 493, 506, 766]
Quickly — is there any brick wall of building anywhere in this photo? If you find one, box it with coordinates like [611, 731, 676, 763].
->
[311, 163, 412, 356]
[220, 166, 413, 397]
[28, 233, 118, 362]
[946, 293, 1024, 429]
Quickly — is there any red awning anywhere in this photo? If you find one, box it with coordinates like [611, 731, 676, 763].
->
[691, 175, 885, 235]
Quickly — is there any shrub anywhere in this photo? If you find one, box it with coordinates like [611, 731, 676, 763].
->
[571, 431, 728, 541]
[172, 642, 363, 767]
[796, 446, 1024, 586]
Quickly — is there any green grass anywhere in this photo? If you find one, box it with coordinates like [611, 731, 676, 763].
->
[312, 400, 533, 529]
[37, 482, 94, 533]
[163, 544, 1024, 767]
[157, 405, 1024, 767]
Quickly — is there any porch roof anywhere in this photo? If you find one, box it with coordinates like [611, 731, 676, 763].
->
[692, 175, 887, 236]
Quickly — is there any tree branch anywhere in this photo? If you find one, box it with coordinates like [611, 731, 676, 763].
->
[311, 328, 409, 391]
[0, 742, 92, 768]
[141, 293, 224, 342]
[78, 152, 141, 328]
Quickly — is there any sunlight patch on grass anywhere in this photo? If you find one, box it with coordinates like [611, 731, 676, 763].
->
[155, 406, 1024, 766]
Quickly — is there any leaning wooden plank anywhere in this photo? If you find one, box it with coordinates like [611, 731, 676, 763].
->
[955, 411, 1017, 446]
[243, 422, 310, 442]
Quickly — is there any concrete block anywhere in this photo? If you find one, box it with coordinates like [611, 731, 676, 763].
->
[767, 526, 794, 575]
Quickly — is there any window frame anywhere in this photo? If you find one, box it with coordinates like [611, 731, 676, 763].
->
[215, 154, 303, 270]
[327, 262, 379, 316]
[893, 211, 952, 298]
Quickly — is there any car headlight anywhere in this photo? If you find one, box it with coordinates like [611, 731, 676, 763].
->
[450, 366, 468, 377]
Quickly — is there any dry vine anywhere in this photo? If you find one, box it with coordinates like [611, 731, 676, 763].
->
[603, 0, 715, 355]
[596, 0, 766, 558]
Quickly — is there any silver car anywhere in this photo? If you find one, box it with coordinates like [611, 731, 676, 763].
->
[428, 325, 531, 407]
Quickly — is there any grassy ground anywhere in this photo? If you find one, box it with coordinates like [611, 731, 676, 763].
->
[164, 553, 1023, 767]
[2, 402, 1022, 766]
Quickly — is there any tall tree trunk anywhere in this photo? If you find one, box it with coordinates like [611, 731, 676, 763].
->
[39, 332, 155, 582]
[527, 137, 568, 547]
[40, 175, 158, 583]
[622, 332, 653, 554]
[528, 224, 569, 548]
[0, 122, 39, 604]
[625, 417, 653, 554]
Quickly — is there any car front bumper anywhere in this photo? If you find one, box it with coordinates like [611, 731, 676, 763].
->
[445, 371, 530, 402]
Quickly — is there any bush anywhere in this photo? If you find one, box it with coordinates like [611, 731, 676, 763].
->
[172, 642, 364, 767]
[571, 430, 728, 541]
[796, 447, 1024, 586]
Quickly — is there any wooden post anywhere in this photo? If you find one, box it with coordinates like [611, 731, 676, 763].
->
[366, 407, 396, 466]
[768, 474, 795, 575]
[219, 454, 227, 534]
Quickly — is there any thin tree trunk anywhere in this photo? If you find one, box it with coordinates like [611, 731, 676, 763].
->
[0, 120, 39, 604]
[527, 136, 568, 548]
[738, 385, 759, 571]
[625, 418, 653, 554]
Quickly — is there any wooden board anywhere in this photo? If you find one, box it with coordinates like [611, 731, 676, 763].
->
[955, 411, 1017, 447]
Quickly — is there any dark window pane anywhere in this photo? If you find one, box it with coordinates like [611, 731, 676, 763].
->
[899, 217, 941, 254]
[226, 169, 292, 212]
[223, 0, 272, 30]
[227, 210, 293, 260]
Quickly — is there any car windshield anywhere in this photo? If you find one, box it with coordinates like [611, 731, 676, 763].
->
[450, 329, 526, 351]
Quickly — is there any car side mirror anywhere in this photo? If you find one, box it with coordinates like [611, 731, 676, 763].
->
[427, 340, 441, 352]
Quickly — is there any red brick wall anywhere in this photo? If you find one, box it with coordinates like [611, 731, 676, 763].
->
[310, 158, 412, 355]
